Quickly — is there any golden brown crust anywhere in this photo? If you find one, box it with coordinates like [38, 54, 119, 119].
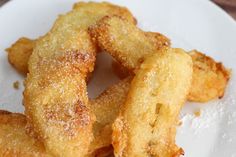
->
[7, 12, 231, 105]
[188, 50, 231, 102]
[3, 3, 231, 157]
[6, 2, 136, 75]
[0, 110, 51, 157]
[112, 48, 193, 157]
[23, 2, 136, 157]
[73, 2, 137, 25]
[0, 77, 130, 157]
[6, 37, 35, 74]
[88, 78, 131, 156]
[89, 15, 170, 71]
[144, 31, 170, 49]
[91, 16, 230, 103]
[112, 51, 231, 103]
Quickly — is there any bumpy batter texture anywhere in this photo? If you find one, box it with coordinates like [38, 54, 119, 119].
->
[89, 15, 230, 102]
[23, 2, 135, 156]
[112, 47, 193, 157]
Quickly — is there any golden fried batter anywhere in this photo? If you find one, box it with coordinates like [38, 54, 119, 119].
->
[0, 110, 112, 157]
[112, 54, 231, 103]
[7, 15, 230, 104]
[23, 2, 136, 157]
[0, 77, 129, 157]
[3, 4, 231, 156]
[144, 31, 170, 49]
[112, 48, 193, 157]
[0, 77, 130, 156]
[90, 16, 230, 102]
[6, 37, 35, 74]
[89, 16, 169, 70]
[0, 110, 50, 157]
[0, 78, 130, 157]
[188, 50, 231, 102]
[89, 78, 131, 155]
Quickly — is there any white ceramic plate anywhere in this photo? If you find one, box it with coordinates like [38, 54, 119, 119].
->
[0, 0, 236, 156]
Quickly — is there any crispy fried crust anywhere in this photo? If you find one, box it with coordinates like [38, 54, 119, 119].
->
[6, 37, 35, 74]
[89, 78, 131, 155]
[188, 50, 231, 102]
[0, 110, 51, 157]
[112, 48, 192, 157]
[0, 77, 130, 157]
[89, 15, 170, 71]
[144, 31, 170, 49]
[72, 2, 136, 25]
[90, 16, 230, 102]
[112, 51, 231, 103]
[23, 2, 136, 157]
[7, 15, 231, 104]
[3, 4, 231, 156]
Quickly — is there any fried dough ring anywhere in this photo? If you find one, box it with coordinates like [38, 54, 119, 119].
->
[112, 47, 193, 157]
[89, 15, 230, 102]
[23, 2, 136, 157]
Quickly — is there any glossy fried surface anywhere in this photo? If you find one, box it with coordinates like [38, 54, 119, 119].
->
[23, 2, 136, 157]
[112, 48, 193, 157]
[89, 16, 169, 70]
[89, 78, 131, 155]
[90, 16, 230, 102]
[0, 79, 131, 157]
[0, 77, 130, 157]
[188, 50, 231, 102]
[3, 2, 231, 157]
[0, 110, 51, 157]
[8, 16, 231, 104]
[6, 37, 35, 74]
[112, 52, 231, 103]
[7, 31, 230, 104]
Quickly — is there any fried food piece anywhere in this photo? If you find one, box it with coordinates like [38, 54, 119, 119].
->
[0, 77, 128, 156]
[6, 37, 35, 74]
[144, 31, 170, 49]
[89, 16, 170, 70]
[110, 31, 170, 78]
[8, 26, 230, 104]
[72, 2, 136, 25]
[89, 78, 131, 155]
[23, 2, 136, 157]
[112, 51, 231, 102]
[0, 78, 130, 157]
[188, 50, 231, 102]
[0, 110, 51, 157]
[0, 110, 114, 157]
[112, 48, 193, 157]
[90, 16, 230, 102]
[6, 2, 136, 75]
[7, 16, 230, 104]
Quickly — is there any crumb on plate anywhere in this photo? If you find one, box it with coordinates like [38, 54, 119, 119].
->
[13, 81, 20, 89]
